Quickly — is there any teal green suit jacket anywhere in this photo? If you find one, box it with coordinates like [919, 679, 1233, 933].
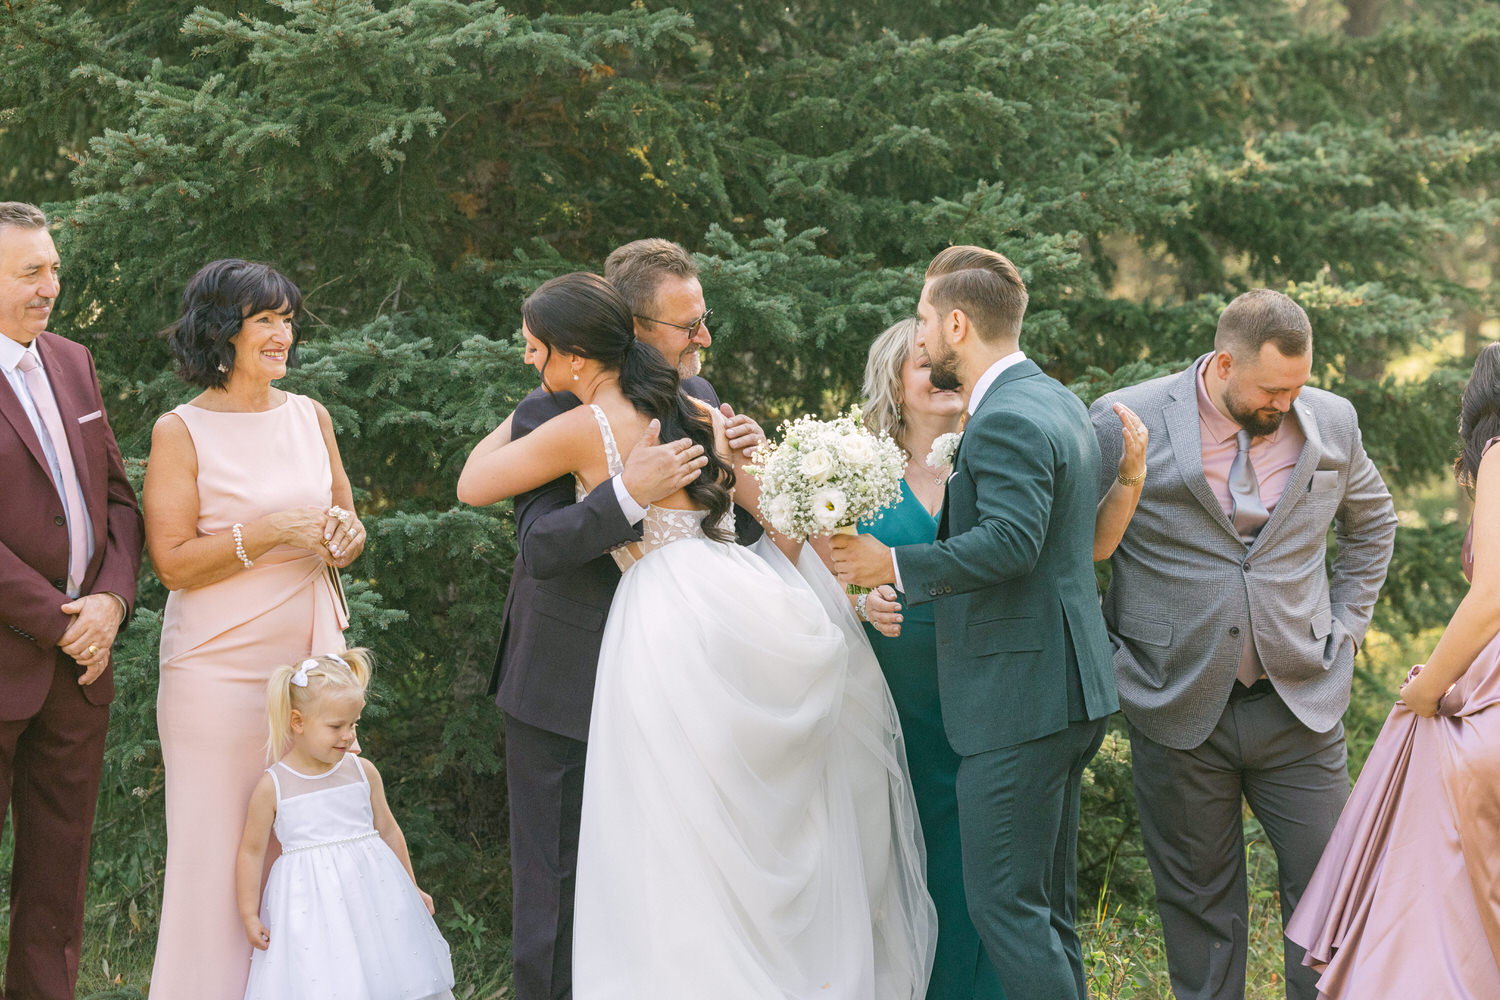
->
[896, 360, 1118, 755]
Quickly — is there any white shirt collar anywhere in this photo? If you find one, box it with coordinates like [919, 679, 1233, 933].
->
[966, 350, 1027, 415]
[0, 333, 38, 375]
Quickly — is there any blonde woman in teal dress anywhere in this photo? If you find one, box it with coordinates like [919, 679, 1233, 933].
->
[846, 318, 1147, 1000]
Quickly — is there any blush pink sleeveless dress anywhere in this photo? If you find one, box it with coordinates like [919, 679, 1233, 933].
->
[1287, 442, 1500, 998]
[149, 393, 348, 1000]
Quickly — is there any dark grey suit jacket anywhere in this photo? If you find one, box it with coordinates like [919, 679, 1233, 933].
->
[1091, 357, 1397, 750]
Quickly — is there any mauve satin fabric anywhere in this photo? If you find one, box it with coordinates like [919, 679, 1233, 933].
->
[1286, 517, 1500, 998]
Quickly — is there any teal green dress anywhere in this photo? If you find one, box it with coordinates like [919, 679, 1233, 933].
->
[862, 480, 1007, 1000]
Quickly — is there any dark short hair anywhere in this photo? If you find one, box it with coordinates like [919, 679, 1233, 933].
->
[924, 245, 1029, 344]
[164, 259, 303, 389]
[603, 238, 698, 316]
[1214, 289, 1312, 359]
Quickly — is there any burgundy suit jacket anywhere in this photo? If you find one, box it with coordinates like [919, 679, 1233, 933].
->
[0, 331, 144, 720]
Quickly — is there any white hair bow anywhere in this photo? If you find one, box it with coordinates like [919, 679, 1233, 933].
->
[290, 659, 317, 687]
[290, 653, 350, 688]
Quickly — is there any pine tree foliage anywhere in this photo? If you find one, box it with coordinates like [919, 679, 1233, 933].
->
[2, 0, 1497, 981]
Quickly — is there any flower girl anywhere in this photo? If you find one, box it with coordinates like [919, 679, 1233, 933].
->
[236, 650, 455, 1000]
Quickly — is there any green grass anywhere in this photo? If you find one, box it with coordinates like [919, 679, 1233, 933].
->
[1080, 819, 1300, 1000]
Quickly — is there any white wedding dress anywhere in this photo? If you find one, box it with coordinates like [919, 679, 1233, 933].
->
[571, 405, 935, 999]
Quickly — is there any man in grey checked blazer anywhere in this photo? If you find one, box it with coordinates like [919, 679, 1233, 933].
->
[1090, 290, 1396, 1000]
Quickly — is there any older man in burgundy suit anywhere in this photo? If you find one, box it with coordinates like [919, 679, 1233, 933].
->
[0, 202, 143, 1000]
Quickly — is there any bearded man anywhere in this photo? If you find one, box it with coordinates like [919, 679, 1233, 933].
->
[1089, 289, 1397, 1000]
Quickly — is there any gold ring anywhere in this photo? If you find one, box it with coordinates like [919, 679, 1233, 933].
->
[87, 644, 98, 655]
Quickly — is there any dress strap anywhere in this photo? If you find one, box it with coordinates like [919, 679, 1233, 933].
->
[350, 753, 370, 787]
[1484, 435, 1500, 458]
[267, 765, 283, 802]
[587, 404, 626, 478]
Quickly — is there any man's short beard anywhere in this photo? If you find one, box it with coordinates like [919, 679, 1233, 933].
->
[677, 347, 701, 378]
[1227, 396, 1285, 438]
[929, 347, 962, 392]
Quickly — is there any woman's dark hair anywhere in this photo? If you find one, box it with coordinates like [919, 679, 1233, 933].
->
[164, 259, 303, 389]
[1456, 342, 1500, 495]
[523, 272, 735, 541]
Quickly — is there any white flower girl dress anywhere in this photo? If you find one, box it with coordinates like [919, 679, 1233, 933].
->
[243, 754, 455, 1000]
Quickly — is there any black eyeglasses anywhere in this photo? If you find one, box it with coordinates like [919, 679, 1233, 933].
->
[633, 309, 713, 336]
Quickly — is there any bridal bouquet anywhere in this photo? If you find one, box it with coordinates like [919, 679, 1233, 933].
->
[748, 407, 906, 540]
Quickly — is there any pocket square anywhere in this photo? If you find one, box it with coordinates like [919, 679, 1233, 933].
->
[1309, 469, 1339, 492]
[77, 410, 102, 424]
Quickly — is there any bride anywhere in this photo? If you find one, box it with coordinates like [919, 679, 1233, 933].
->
[459, 272, 935, 998]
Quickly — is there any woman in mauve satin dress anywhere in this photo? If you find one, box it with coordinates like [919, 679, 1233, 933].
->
[1287, 342, 1500, 999]
[143, 259, 366, 1000]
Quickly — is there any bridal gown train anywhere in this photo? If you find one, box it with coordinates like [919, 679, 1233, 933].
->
[571, 405, 936, 999]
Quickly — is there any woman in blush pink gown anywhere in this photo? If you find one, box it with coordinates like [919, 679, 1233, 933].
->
[143, 260, 366, 1000]
[1286, 343, 1500, 998]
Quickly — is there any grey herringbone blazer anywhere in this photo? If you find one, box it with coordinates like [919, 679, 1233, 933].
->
[1091, 357, 1397, 750]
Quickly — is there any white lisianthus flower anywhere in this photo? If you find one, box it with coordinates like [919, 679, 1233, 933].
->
[765, 494, 797, 535]
[838, 433, 876, 466]
[811, 488, 848, 530]
[799, 447, 835, 482]
[926, 432, 962, 474]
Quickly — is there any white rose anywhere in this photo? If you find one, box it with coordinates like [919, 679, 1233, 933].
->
[765, 494, 797, 535]
[799, 447, 834, 483]
[811, 488, 848, 530]
[838, 434, 875, 466]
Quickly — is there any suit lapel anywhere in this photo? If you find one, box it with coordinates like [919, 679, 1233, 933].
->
[0, 353, 55, 483]
[1163, 364, 1241, 541]
[35, 334, 97, 503]
[1250, 398, 1322, 550]
[941, 360, 1040, 540]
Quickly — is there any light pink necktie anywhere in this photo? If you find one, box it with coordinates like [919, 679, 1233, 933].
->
[17, 352, 89, 592]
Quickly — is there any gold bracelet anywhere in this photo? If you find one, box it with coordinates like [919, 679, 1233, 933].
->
[1117, 469, 1145, 487]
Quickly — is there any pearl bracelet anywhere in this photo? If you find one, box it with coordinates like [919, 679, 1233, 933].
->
[232, 523, 254, 569]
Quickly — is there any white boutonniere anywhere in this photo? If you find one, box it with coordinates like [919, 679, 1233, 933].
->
[926, 432, 962, 475]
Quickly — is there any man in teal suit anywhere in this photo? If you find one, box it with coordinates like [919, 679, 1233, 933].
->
[832, 245, 1118, 1000]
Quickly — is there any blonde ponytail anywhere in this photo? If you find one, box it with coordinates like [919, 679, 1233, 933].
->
[264, 648, 376, 762]
[265, 662, 300, 764]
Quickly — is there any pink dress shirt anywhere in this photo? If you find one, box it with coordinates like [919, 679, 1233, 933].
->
[1195, 356, 1305, 522]
[1196, 355, 1306, 685]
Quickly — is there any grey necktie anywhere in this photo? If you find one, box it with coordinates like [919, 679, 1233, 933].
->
[1229, 430, 1268, 542]
[1230, 429, 1268, 686]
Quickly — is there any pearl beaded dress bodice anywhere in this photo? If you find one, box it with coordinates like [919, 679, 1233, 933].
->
[578, 404, 729, 572]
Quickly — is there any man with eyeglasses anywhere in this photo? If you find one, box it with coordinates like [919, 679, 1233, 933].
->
[483, 238, 765, 1000]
